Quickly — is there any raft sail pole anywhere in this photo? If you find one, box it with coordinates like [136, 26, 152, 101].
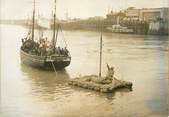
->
[99, 23, 103, 77]
[32, 0, 35, 41]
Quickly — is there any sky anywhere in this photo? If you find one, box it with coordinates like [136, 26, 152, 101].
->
[0, 0, 168, 20]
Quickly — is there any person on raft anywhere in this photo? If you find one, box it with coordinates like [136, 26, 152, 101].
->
[90, 64, 115, 84]
[106, 64, 114, 79]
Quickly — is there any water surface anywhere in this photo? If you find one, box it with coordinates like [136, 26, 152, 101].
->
[0, 25, 168, 117]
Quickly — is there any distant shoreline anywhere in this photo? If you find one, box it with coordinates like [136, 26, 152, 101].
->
[0, 22, 168, 36]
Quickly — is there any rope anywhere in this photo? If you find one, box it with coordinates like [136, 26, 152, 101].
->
[51, 61, 57, 76]
[59, 25, 68, 48]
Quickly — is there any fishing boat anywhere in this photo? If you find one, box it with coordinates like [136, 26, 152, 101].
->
[20, 0, 71, 70]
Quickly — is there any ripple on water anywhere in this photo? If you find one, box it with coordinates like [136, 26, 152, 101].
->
[1, 25, 168, 117]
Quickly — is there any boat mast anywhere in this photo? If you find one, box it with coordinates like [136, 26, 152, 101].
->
[32, 0, 35, 41]
[99, 22, 103, 77]
[52, 0, 57, 48]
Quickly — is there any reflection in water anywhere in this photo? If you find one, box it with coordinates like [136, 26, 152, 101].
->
[0, 25, 168, 117]
[20, 63, 71, 101]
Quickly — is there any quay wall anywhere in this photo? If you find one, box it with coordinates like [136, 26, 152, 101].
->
[59, 19, 150, 35]
[58, 18, 168, 35]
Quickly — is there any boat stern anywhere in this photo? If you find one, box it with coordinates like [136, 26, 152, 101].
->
[44, 55, 71, 69]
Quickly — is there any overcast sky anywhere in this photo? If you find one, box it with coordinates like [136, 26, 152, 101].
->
[0, 0, 168, 20]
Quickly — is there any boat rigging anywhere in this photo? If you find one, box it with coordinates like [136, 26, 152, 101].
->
[20, 0, 71, 70]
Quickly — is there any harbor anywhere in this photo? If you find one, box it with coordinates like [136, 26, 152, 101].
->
[0, 24, 168, 117]
[60, 7, 168, 35]
[1, 7, 168, 35]
[0, 0, 168, 117]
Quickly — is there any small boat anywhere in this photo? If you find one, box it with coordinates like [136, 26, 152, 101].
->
[107, 24, 134, 33]
[20, 0, 71, 70]
[106, 16, 133, 34]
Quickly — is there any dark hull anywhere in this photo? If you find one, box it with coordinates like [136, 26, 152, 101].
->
[20, 50, 71, 70]
[44, 61, 70, 70]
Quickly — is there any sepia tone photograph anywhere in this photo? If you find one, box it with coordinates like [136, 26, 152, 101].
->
[0, 0, 168, 117]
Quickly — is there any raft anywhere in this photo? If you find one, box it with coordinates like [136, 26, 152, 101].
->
[68, 75, 133, 93]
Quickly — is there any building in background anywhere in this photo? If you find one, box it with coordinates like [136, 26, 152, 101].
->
[138, 8, 168, 34]
[124, 7, 168, 21]
[139, 8, 168, 22]
[124, 7, 140, 20]
[106, 7, 168, 35]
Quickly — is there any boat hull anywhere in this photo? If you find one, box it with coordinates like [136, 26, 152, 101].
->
[44, 61, 70, 70]
[106, 27, 134, 34]
[20, 50, 71, 70]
